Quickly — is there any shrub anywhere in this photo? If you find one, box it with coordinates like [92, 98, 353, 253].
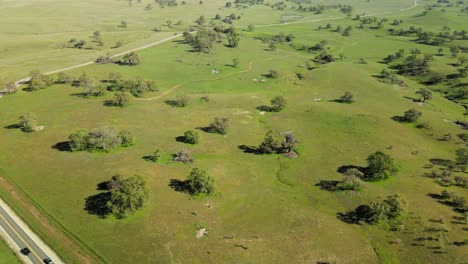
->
[403, 108, 422, 122]
[18, 113, 38, 132]
[208, 117, 230, 134]
[186, 168, 215, 195]
[183, 130, 199, 144]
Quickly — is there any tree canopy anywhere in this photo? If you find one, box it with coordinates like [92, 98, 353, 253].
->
[365, 151, 399, 181]
[107, 175, 148, 218]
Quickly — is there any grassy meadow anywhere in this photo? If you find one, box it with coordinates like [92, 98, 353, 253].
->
[0, 238, 20, 264]
[0, 0, 467, 263]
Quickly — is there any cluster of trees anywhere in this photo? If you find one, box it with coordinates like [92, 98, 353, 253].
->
[68, 127, 134, 152]
[327, 151, 398, 186]
[184, 29, 216, 53]
[430, 169, 468, 188]
[257, 131, 297, 154]
[438, 189, 467, 211]
[313, 50, 335, 65]
[388, 26, 467, 46]
[27, 70, 54, 91]
[108, 92, 130, 107]
[155, 0, 179, 7]
[378, 69, 407, 87]
[344, 193, 408, 228]
[107, 78, 157, 97]
[184, 26, 241, 51]
[68, 38, 87, 49]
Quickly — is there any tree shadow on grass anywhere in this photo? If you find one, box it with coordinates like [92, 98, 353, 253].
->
[142, 155, 157, 162]
[51, 141, 71, 152]
[196, 126, 217, 134]
[175, 135, 186, 143]
[168, 179, 190, 193]
[69, 93, 88, 98]
[315, 180, 341, 191]
[3, 124, 21, 129]
[429, 158, 453, 167]
[238, 145, 263, 155]
[403, 96, 420, 102]
[336, 165, 367, 174]
[391, 116, 407, 122]
[164, 100, 180, 107]
[84, 192, 111, 218]
[256, 105, 273, 112]
[336, 211, 360, 224]
[96, 181, 109, 191]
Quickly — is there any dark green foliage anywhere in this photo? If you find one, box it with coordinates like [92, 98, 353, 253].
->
[365, 151, 399, 181]
[258, 130, 279, 154]
[455, 148, 468, 172]
[394, 54, 430, 76]
[416, 88, 432, 102]
[270, 96, 286, 112]
[403, 108, 422, 122]
[339, 91, 354, 103]
[313, 50, 335, 64]
[266, 69, 279, 79]
[107, 175, 148, 218]
[225, 26, 240, 47]
[191, 29, 216, 53]
[107, 78, 157, 97]
[425, 72, 445, 85]
[121, 52, 140, 65]
[183, 130, 199, 144]
[150, 149, 161, 163]
[68, 127, 134, 152]
[378, 69, 406, 87]
[186, 168, 215, 195]
[351, 193, 408, 227]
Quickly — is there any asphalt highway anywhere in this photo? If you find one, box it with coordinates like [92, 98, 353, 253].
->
[0, 204, 51, 264]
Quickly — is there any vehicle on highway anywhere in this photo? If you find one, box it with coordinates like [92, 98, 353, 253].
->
[43, 257, 54, 264]
[20, 247, 30, 255]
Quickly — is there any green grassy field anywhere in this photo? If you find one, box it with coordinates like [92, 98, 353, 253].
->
[0, 238, 20, 264]
[0, 0, 419, 81]
[0, 0, 467, 263]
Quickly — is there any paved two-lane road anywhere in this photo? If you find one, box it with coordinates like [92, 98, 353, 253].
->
[0, 199, 62, 264]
